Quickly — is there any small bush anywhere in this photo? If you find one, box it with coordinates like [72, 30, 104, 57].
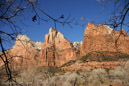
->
[80, 51, 129, 62]
[61, 60, 76, 67]
[87, 68, 110, 86]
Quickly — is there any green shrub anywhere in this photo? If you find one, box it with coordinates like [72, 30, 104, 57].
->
[80, 51, 129, 62]
[47, 66, 62, 75]
[61, 60, 76, 67]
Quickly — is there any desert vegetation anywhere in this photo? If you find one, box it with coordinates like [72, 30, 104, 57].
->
[0, 60, 129, 86]
[61, 51, 129, 68]
[80, 51, 129, 62]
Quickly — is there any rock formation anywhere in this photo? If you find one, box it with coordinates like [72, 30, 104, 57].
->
[39, 28, 80, 67]
[1, 23, 129, 69]
[80, 23, 129, 57]
[4, 35, 42, 70]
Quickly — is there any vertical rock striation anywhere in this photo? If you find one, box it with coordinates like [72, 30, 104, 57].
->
[39, 28, 80, 67]
[80, 23, 129, 57]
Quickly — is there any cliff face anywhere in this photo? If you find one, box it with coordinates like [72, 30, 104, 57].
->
[6, 35, 42, 70]
[39, 28, 80, 67]
[80, 23, 129, 57]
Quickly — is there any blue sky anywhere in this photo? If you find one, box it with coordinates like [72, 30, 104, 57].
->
[22, 0, 114, 42]
[3, 0, 128, 50]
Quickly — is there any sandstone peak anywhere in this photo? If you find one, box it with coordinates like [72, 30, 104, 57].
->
[85, 23, 113, 35]
[13, 35, 42, 50]
[40, 27, 79, 67]
[44, 27, 65, 44]
[16, 35, 30, 41]
[87, 23, 96, 28]
[103, 25, 113, 34]
[42, 27, 73, 50]
[49, 27, 57, 33]
[4, 34, 42, 70]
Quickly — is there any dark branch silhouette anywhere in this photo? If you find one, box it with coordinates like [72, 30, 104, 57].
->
[0, 0, 74, 85]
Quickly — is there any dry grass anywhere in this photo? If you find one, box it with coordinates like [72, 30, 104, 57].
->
[1, 61, 129, 86]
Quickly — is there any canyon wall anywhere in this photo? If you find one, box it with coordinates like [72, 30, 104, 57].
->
[39, 28, 80, 67]
[80, 23, 129, 57]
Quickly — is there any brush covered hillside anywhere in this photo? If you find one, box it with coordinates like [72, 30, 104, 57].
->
[0, 23, 129, 86]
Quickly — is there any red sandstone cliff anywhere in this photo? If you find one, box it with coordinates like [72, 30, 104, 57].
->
[39, 28, 80, 67]
[1, 35, 42, 70]
[80, 23, 129, 57]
